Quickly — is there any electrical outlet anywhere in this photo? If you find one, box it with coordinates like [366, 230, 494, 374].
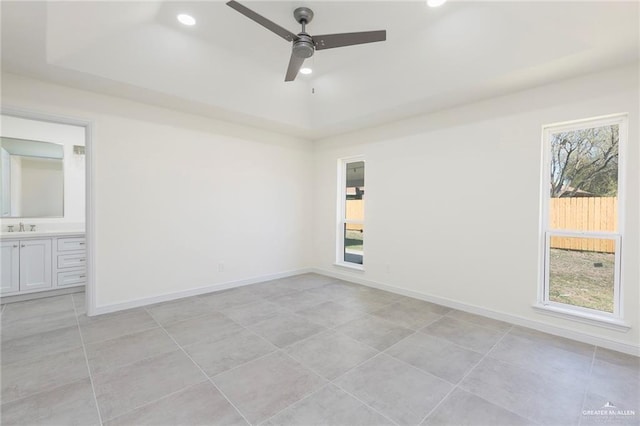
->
[218, 262, 225, 272]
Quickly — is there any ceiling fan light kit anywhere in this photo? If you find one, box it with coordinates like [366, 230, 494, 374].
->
[427, 0, 448, 8]
[226, 1, 387, 82]
[177, 14, 196, 26]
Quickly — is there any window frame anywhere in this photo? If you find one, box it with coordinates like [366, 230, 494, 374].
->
[538, 113, 627, 326]
[336, 155, 365, 270]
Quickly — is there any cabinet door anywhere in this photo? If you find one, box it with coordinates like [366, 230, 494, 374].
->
[19, 239, 52, 291]
[1, 241, 20, 294]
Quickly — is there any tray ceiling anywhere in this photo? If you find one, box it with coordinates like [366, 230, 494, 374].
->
[2, 1, 638, 139]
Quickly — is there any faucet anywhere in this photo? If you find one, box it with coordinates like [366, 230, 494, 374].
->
[18, 222, 25, 232]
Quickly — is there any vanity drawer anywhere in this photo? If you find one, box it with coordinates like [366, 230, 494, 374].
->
[57, 253, 86, 269]
[57, 238, 85, 252]
[57, 270, 86, 287]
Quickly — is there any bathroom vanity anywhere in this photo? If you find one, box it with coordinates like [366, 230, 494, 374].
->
[0, 231, 86, 296]
[0, 127, 87, 300]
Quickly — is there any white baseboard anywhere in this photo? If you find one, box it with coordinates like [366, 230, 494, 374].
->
[92, 268, 312, 315]
[312, 267, 640, 357]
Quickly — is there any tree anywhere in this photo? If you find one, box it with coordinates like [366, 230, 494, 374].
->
[549, 124, 618, 198]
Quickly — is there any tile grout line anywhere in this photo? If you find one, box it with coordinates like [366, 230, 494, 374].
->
[378, 323, 511, 390]
[81, 336, 202, 421]
[85, 280, 589, 425]
[414, 330, 495, 356]
[79, 327, 179, 378]
[0, 376, 93, 408]
[416, 324, 516, 425]
[148, 288, 399, 424]
[249, 351, 336, 426]
[72, 295, 105, 426]
[329, 373, 401, 426]
[6, 277, 607, 426]
[80, 323, 161, 348]
[330, 387, 401, 426]
[577, 345, 598, 426]
[91, 306, 249, 421]
[210, 349, 281, 380]
[326, 341, 405, 426]
[102, 380, 210, 424]
[450, 324, 597, 425]
[160, 306, 310, 384]
[272, 303, 404, 354]
[452, 325, 542, 424]
[199, 309, 323, 379]
[255, 383, 333, 426]
[144, 307, 253, 426]
[320, 330, 429, 426]
[442, 309, 514, 334]
[463, 325, 596, 424]
[255, 309, 420, 426]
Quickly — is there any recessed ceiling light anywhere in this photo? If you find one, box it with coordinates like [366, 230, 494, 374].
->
[300, 67, 313, 75]
[427, 0, 447, 7]
[177, 14, 196, 26]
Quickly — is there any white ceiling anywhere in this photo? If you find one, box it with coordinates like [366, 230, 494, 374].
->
[2, 1, 638, 139]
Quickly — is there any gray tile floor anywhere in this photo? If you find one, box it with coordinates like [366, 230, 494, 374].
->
[1, 273, 638, 425]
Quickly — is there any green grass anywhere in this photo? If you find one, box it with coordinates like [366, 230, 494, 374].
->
[345, 230, 363, 252]
[549, 248, 615, 313]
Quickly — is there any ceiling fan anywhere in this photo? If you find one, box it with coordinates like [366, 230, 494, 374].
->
[226, 1, 387, 82]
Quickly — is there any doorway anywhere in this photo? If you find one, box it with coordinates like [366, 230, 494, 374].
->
[0, 107, 95, 316]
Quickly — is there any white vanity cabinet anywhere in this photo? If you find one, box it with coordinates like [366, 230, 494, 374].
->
[53, 236, 86, 288]
[0, 239, 52, 294]
[0, 233, 85, 296]
[1, 241, 20, 293]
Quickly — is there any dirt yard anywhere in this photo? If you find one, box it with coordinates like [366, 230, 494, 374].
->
[548, 248, 615, 313]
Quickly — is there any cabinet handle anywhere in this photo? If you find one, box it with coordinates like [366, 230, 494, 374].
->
[79, 242, 85, 245]
[13, 244, 18, 248]
[21, 244, 25, 248]
[79, 275, 86, 278]
[79, 259, 86, 262]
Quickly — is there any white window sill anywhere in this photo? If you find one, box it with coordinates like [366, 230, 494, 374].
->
[533, 303, 630, 332]
[333, 262, 365, 271]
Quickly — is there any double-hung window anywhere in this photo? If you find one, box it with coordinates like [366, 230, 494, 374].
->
[337, 157, 365, 268]
[540, 114, 626, 325]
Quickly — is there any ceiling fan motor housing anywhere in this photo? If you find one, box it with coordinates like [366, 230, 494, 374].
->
[293, 7, 314, 25]
[293, 34, 315, 58]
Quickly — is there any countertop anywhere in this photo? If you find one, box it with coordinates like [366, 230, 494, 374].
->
[0, 230, 85, 239]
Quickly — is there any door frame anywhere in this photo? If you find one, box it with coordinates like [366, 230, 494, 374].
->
[1, 107, 97, 316]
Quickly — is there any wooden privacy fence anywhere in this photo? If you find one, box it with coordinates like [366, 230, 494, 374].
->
[550, 197, 617, 253]
[346, 197, 617, 252]
[346, 200, 364, 221]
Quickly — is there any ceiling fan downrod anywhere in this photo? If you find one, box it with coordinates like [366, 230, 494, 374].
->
[226, 1, 386, 82]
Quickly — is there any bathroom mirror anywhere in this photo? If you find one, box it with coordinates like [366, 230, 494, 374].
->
[0, 137, 65, 218]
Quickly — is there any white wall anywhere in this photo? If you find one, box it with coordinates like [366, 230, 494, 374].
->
[2, 66, 637, 353]
[313, 64, 640, 353]
[1, 73, 313, 309]
[1, 115, 85, 226]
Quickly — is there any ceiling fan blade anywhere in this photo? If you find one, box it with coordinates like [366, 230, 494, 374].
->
[285, 52, 305, 82]
[226, 1, 298, 42]
[313, 30, 386, 50]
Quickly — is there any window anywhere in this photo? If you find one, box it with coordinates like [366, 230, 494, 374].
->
[540, 114, 626, 323]
[338, 157, 365, 267]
